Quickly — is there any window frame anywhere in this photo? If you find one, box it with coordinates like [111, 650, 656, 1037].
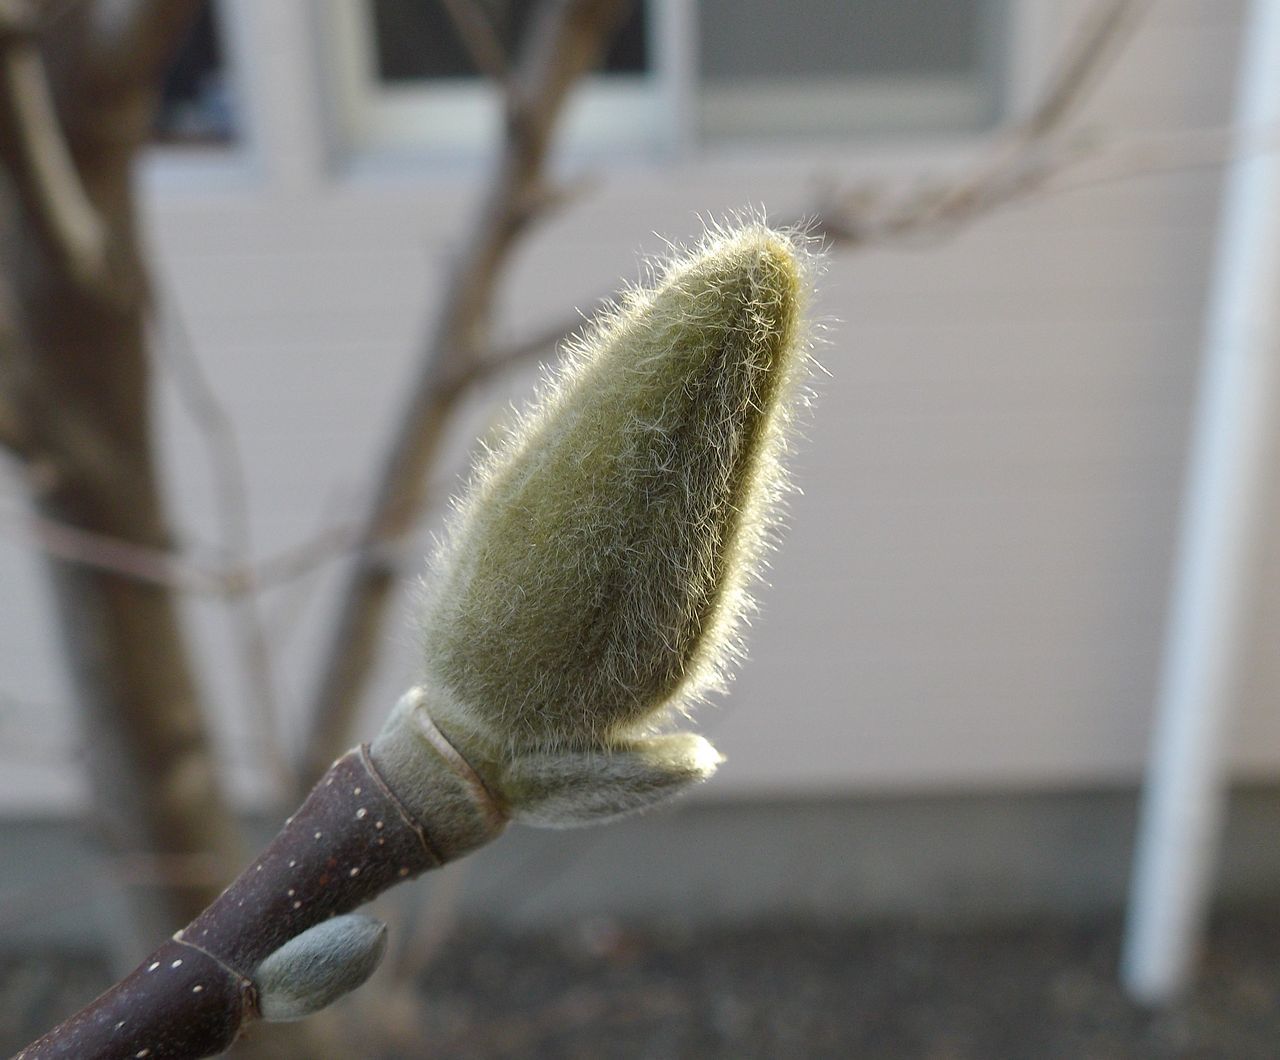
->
[140, 0, 262, 196]
[693, 0, 1010, 144]
[137, 1, 1062, 201]
[319, 0, 1037, 172]
[322, 0, 681, 164]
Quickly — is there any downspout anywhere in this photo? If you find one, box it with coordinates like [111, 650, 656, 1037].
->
[1121, 0, 1280, 1004]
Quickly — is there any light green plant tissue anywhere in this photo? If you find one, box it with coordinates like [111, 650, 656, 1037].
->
[375, 219, 817, 828]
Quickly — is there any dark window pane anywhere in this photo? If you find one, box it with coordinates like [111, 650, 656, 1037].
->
[698, 0, 1004, 139]
[372, 0, 648, 83]
[699, 0, 987, 83]
[154, 6, 236, 144]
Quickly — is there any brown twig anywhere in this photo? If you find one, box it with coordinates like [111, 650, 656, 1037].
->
[298, 0, 635, 787]
[0, 502, 223, 591]
[1021, 0, 1148, 140]
[150, 289, 296, 796]
[0, 8, 110, 296]
[472, 304, 595, 381]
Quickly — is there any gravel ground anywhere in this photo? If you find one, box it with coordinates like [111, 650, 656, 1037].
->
[5, 905, 1280, 1058]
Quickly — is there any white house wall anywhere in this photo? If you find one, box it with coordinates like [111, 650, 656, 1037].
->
[1, 0, 1278, 811]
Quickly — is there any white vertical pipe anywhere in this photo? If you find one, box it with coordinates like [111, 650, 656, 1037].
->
[1121, 0, 1280, 1005]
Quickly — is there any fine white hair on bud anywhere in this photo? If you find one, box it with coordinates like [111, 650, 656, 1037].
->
[379, 216, 818, 826]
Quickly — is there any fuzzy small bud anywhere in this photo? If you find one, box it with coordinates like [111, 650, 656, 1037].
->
[253, 914, 387, 1022]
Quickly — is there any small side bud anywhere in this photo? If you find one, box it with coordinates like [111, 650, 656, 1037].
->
[500, 733, 724, 827]
[254, 914, 387, 1022]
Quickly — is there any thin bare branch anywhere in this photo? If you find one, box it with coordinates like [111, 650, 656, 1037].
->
[0, 18, 110, 294]
[440, 0, 508, 82]
[1044, 122, 1279, 199]
[1021, 0, 1150, 140]
[252, 517, 365, 590]
[811, 0, 1151, 248]
[299, 0, 635, 786]
[0, 501, 222, 591]
[470, 304, 595, 382]
[0, 490, 399, 600]
[151, 289, 296, 794]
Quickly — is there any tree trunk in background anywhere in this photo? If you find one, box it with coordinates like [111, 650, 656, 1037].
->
[0, 0, 241, 952]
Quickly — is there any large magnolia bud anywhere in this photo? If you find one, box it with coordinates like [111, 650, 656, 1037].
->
[374, 220, 814, 827]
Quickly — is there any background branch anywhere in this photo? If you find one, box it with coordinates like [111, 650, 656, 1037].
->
[436, 1, 1153, 378]
[1021, 0, 1149, 139]
[151, 288, 295, 795]
[0, 501, 221, 591]
[0, 15, 109, 294]
[810, 0, 1150, 247]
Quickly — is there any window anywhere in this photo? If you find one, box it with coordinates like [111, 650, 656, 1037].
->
[327, 0, 1007, 161]
[328, 0, 665, 160]
[370, 0, 649, 82]
[154, 5, 239, 146]
[697, 0, 1005, 140]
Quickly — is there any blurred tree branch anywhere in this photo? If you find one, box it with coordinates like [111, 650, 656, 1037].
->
[0, 501, 221, 590]
[0, 0, 243, 954]
[0, 293, 30, 458]
[810, 0, 1151, 247]
[0, 2, 109, 296]
[151, 288, 295, 793]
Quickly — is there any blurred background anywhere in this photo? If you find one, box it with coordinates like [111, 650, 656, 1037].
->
[2, 0, 1279, 1056]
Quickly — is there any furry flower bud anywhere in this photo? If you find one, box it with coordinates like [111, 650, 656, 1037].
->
[378, 220, 813, 826]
